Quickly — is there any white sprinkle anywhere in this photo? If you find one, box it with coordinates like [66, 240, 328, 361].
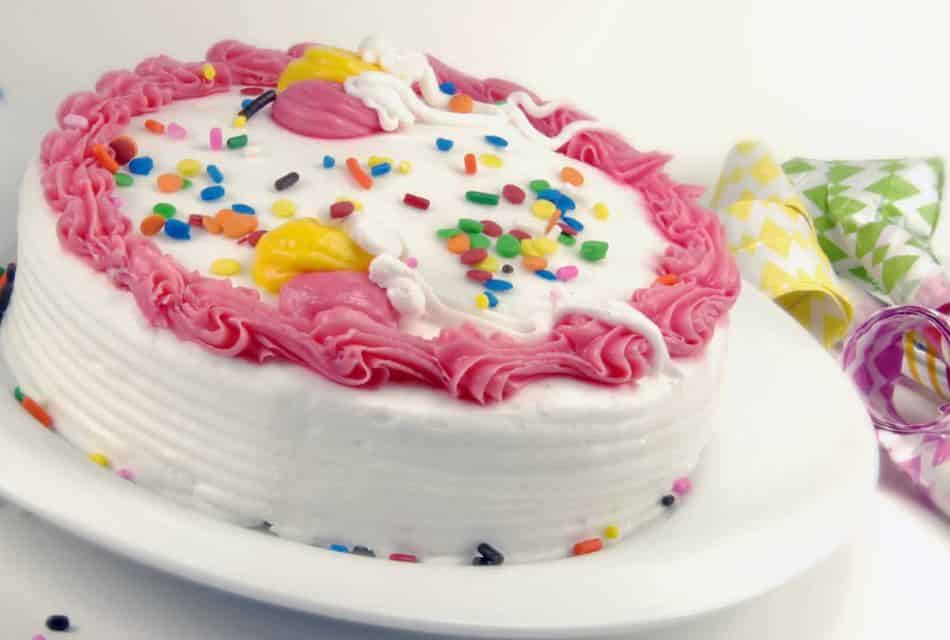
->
[63, 114, 89, 130]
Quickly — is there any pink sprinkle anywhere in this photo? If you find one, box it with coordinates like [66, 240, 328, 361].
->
[209, 127, 223, 150]
[63, 114, 88, 129]
[166, 122, 187, 139]
[117, 468, 135, 481]
[405, 256, 418, 268]
[556, 265, 579, 282]
[672, 477, 692, 496]
[33, 635, 47, 640]
[109, 194, 124, 207]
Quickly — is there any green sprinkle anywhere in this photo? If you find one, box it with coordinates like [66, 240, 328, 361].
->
[181, 178, 193, 190]
[114, 172, 133, 187]
[558, 233, 577, 246]
[227, 134, 248, 149]
[468, 233, 490, 249]
[458, 218, 483, 233]
[580, 240, 609, 262]
[496, 234, 521, 258]
[465, 191, 499, 206]
[529, 179, 550, 193]
[152, 202, 177, 219]
[0, 265, 5, 277]
[437, 228, 461, 239]
[13, 386, 24, 404]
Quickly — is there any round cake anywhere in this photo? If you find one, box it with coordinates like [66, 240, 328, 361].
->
[0, 36, 740, 563]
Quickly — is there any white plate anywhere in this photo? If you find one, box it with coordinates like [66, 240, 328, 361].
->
[0, 282, 877, 637]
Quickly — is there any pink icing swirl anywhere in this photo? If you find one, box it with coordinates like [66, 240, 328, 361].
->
[271, 80, 382, 138]
[37, 40, 739, 403]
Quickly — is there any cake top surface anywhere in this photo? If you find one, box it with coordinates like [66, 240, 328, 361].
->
[37, 36, 740, 403]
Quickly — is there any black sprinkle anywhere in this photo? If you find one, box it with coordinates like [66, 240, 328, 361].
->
[238, 89, 277, 119]
[274, 171, 300, 191]
[352, 545, 376, 557]
[6, 262, 16, 285]
[501, 264, 514, 274]
[476, 542, 504, 565]
[46, 614, 71, 631]
[660, 494, 676, 508]
[472, 556, 491, 566]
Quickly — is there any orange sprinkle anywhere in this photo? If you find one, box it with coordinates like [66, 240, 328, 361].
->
[522, 255, 547, 271]
[202, 215, 223, 234]
[91, 144, 119, 174]
[561, 166, 584, 187]
[144, 119, 165, 134]
[0, 272, 6, 291]
[446, 233, 471, 254]
[544, 210, 563, 234]
[139, 214, 166, 236]
[464, 153, 477, 175]
[572, 538, 603, 556]
[156, 173, 183, 193]
[21, 396, 53, 429]
[215, 209, 258, 238]
[657, 273, 680, 285]
[448, 93, 474, 113]
[346, 157, 373, 190]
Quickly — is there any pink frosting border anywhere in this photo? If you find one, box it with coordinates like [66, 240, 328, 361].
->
[37, 41, 739, 403]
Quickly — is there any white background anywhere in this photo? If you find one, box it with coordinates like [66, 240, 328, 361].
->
[1, 0, 949, 637]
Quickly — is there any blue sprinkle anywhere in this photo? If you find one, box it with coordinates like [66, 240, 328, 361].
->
[439, 81, 457, 95]
[436, 137, 454, 152]
[329, 544, 349, 553]
[535, 269, 557, 281]
[484, 279, 513, 292]
[231, 203, 255, 214]
[206, 164, 224, 184]
[241, 98, 253, 109]
[557, 195, 576, 211]
[200, 185, 225, 202]
[484, 135, 508, 148]
[560, 216, 584, 232]
[164, 219, 190, 240]
[322, 155, 335, 169]
[484, 290, 498, 308]
[370, 162, 392, 177]
[538, 189, 576, 212]
[128, 156, 154, 176]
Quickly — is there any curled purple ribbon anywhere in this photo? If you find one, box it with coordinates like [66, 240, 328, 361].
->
[843, 305, 950, 434]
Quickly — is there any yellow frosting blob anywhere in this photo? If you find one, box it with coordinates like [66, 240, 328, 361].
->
[251, 219, 374, 293]
[277, 46, 381, 91]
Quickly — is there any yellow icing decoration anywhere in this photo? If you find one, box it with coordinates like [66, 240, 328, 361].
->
[202, 63, 216, 81]
[252, 219, 374, 293]
[277, 46, 381, 92]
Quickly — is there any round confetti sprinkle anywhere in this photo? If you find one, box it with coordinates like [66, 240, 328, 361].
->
[461, 248, 488, 265]
[397, 160, 412, 174]
[271, 199, 296, 218]
[203, 215, 223, 234]
[561, 166, 584, 186]
[323, 155, 336, 169]
[206, 164, 224, 183]
[181, 178, 193, 190]
[157, 173, 183, 193]
[468, 233, 491, 249]
[210, 258, 241, 276]
[108, 136, 137, 165]
[215, 209, 258, 238]
[439, 81, 457, 95]
[448, 93, 473, 113]
[275, 171, 300, 191]
[495, 234, 521, 258]
[231, 203, 255, 214]
[580, 240, 608, 262]
[88, 452, 111, 467]
[466, 269, 492, 283]
[232, 114, 248, 129]
[446, 234, 471, 254]
[479, 153, 503, 169]
[480, 220, 503, 237]
[484, 135, 508, 148]
[501, 263, 514, 274]
[177, 158, 201, 177]
[522, 256, 547, 271]
[226, 134, 248, 149]
[128, 156, 154, 176]
[556, 265, 579, 282]
[200, 185, 226, 202]
[140, 215, 165, 236]
[508, 229, 530, 241]
[436, 137, 454, 151]
[529, 179, 551, 193]
[474, 255, 500, 272]
[330, 201, 355, 219]
[166, 122, 187, 139]
[558, 233, 577, 246]
[152, 202, 176, 219]
[437, 228, 461, 239]
[465, 191, 499, 206]
[458, 218, 483, 234]
[603, 525, 620, 540]
[484, 279, 513, 292]
[672, 477, 692, 496]
[45, 615, 71, 632]
[521, 239, 542, 257]
[475, 293, 490, 309]
[502, 184, 525, 204]
[114, 172, 133, 187]
[164, 219, 191, 240]
[531, 199, 557, 220]
[533, 237, 559, 255]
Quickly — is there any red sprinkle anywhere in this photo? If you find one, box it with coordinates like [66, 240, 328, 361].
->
[389, 553, 418, 563]
[466, 269, 492, 283]
[502, 184, 525, 204]
[464, 153, 477, 175]
[21, 396, 53, 429]
[240, 87, 265, 96]
[239, 229, 267, 247]
[330, 201, 356, 219]
[188, 214, 204, 227]
[558, 222, 578, 236]
[460, 248, 488, 265]
[508, 229, 530, 241]
[480, 220, 503, 237]
[346, 157, 373, 190]
[572, 538, 603, 556]
[403, 193, 430, 210]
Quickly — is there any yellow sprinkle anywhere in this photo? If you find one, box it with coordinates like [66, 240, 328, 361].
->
[479, 153, 503, 169]
[521, 238, 542, 257]
[210, 258, 241, 276]
[88, 453, 111, 468]
[335, 196, 363, 211]
[232, 115, 247, 129]
[397, 160, 412, 174]
[202, 63, 216, 81]
[271, 198, 297, 218]
[368, 156, 393, 167]
[176, 158, 201, 177]
[474, 255, 500, 272]
[475, 293, 490, 309]
[604, 524, 620, 540]
[593, 202, 609, 220]
[531, 199, 558, 220]
[533, 237, 559, 255]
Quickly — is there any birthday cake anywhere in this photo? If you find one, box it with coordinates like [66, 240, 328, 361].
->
[0, 37, 740, 563]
